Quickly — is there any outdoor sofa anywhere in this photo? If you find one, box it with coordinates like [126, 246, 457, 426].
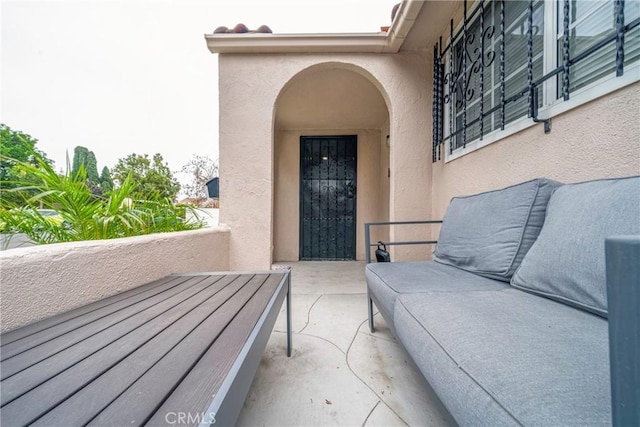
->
[366, 176, 639, 426]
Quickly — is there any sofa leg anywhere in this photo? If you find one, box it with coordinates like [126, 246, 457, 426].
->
[368, 294, 375, 333]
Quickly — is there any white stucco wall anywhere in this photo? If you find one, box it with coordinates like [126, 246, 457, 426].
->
[218, 52, 431, 269]
[217, 39, 638, 269]
[0, 226, 230, 332]
[376, 121, 392, 250]
[431, 82, 640, 220]
[425, 2, 640, 239]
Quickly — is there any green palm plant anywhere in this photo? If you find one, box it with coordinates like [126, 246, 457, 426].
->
[0, 151, 204, 247]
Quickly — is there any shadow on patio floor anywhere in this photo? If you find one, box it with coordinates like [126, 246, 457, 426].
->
[237, 261, 454, 426]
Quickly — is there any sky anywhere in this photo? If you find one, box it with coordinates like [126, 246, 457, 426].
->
[0, 0, 398, 189]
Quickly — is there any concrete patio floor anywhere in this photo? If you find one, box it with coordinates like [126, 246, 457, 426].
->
[237, 261, 454, 426]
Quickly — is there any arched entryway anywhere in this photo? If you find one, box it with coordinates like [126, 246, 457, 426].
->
[273, 64, 390, 261]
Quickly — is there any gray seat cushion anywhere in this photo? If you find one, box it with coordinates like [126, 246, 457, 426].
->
[511, 176, 640, 317]
[433, 178, 561, 281]
[394, 288, 610, 426]
[366, 261, 508, 324]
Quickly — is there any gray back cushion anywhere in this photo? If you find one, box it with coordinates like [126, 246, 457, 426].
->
[511, 176, 640, 318]
[433, 178, 561, 281]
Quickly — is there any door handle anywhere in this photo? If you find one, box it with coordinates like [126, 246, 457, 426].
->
[346, 182, 355, 198]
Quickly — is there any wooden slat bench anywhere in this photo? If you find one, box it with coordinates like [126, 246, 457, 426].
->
[0, 271, 291, 426]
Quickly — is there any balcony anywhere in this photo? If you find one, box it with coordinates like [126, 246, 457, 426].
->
[0, 231, 451, 425]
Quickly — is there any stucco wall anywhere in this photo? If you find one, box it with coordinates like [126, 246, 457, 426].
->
[426, 1, 640, 235]
[378, 122, 391, 246]
[218, 50, 636, 268]
[431, 82, 640, 220]
[218, 52, 431, 269]
[273, 129, 383, 261]
[0, 226, 230, 332]
[385, 53, 433, 261]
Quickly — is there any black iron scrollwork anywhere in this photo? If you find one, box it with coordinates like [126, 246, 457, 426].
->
[443, 24, 497, 110]
[433, 0, 639, 164]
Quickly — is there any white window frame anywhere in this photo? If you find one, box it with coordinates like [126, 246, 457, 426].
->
[444, 0, 640, 163]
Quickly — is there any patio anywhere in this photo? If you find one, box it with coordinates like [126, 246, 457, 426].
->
[238, 261, 453, 426]
[1, 0, 637, 424]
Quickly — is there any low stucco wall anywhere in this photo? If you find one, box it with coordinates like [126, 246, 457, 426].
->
[0, 226, 230, 332]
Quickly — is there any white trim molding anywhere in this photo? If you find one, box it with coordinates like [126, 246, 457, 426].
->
[204, 1, 423, 54]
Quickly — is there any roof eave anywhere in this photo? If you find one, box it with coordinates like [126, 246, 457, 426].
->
[205, 33, 390, 54]
[204, 0, 423, 54]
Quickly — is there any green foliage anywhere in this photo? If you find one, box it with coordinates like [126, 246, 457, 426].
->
[71, 146, 100, 194]
[0, 124, 53, 206]
[0, 124, 51, 166]
[99, 166, 114, 193]
[85, 151, 99, 183]
[0, 151, 204, 246]
[112, 153, 180, 201]
[71, 146, 88, 178]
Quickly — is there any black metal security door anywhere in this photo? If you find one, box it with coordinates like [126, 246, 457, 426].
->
[300, 136, 357, 260]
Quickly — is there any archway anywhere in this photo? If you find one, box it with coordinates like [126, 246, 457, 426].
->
[272, 64, 390, 261]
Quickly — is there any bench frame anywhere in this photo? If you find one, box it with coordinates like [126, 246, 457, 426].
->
[187, 270, 292, 426]
[364, 220, 441, 333]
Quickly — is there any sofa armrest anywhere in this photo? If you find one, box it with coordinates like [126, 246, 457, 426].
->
[364, 220, 442, 264]
[606, 235, 640, 427]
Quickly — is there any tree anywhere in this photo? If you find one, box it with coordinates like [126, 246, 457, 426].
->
[71, 146, 103, 196]
[99, 166, 114, 193]
[180, 155, 219, 199]
[112, 153, 180, 200]
[1, 153, 204, 244]
[71, 146, 99, 183]
[0, 124, 53, 206]
[85, 151, 99, 183]
[1, 124, 52, 176]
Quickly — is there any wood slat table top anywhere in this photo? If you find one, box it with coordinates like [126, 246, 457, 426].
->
[0, 271, 290, 426]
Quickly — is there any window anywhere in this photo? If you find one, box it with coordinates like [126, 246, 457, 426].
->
[432, 0, 640, 162]
[558, 0, 640, 94]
